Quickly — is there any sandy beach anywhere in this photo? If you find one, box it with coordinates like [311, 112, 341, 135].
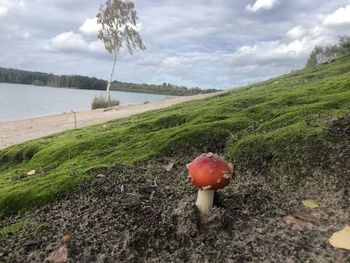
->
[0, 92, 223, 149]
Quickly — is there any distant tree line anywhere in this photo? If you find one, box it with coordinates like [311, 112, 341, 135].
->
[110, 81, 218, 96]
[306, 36, 350, 68]
[0, 67, 219, 96]
[0, 67, 107, 90]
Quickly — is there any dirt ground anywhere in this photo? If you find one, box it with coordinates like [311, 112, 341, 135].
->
[0, 151, 349, 262]
[0, 92, 222, 149]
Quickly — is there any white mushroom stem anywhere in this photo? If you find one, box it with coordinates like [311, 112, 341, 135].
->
[196, 189, 214, 222]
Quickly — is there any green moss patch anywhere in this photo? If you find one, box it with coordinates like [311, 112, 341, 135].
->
[0, 220, 31, 238]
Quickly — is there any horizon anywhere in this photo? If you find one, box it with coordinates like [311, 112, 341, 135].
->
[0, 0, 350, 89]
[0, 65, 216, 89]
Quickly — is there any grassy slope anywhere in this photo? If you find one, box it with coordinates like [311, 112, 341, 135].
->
[1, 56, 350, 218]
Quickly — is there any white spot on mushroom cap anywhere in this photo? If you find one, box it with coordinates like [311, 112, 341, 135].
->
[202, 185, 212, 190]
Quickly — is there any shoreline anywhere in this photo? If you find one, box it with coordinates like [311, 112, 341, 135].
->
[0, 91, 224, 149]
[0, 100, 167, 124]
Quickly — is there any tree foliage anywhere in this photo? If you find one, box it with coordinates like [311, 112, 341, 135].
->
[97, 0, 146, 55]
[338, 36, 350, 57]
[306, 36, 350, 67]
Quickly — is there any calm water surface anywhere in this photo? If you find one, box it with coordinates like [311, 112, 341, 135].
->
[0, 83, 168, 122]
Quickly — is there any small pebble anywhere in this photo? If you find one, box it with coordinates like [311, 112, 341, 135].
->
[61, 235, 72, 246]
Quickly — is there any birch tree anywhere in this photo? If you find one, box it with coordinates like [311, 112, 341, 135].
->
[97, 0, 146, 105]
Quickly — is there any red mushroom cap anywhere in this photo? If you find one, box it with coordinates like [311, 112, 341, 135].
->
[187, 153, 234, 190]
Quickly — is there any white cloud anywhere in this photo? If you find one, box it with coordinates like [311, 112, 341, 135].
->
[0, 6, 7, 17]
[309, 25, 328, 38]
[0, 0, 25, 10]
[237, 5, 350, 70]
[246, 0, 280, 13]
[285, 4, 350, 43]
[286, 24, 328, 40]
[23, 32, 30, 40]
[227, 37, 325, 68]
[79, 17, 100, 36]
[323, 5, 350, 27]
[45, 31, 104, 55]
[286, 26, 306, 39]
[0, 0, 25, 18]
[18, 0, 25, 9]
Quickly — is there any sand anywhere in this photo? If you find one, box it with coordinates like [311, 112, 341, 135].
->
[0, 92, 223, 149]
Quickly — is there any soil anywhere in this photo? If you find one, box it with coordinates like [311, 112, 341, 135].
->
[0, 117, 349, 263]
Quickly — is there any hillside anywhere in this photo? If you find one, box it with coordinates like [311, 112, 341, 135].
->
[0, 56, 349, 261]
[0, 67, 218, 96]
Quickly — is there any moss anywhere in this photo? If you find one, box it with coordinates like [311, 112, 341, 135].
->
[34, 223, 50, 234]
[0, 220, 31, 238]
[1, 56, 350, 218]
[227, 123, 329, 184]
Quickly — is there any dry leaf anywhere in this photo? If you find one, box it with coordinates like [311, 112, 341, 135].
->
[45, 246, 68, 263]
[164, 162, 175, 172]
[27, 170, 36, 176]
[102, 124, 108, 129]
[282, 215, 313, 230]
[283, 207, 320, 230]
[329, 226, 350, 250]
[291, 207, 319, 223]
[302, 199, 319, 208]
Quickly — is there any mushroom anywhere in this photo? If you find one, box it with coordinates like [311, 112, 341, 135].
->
[187, 153, 234, 222]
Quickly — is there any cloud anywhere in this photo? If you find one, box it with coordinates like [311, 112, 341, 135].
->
[286, 24, 328, 40]
[45, 31, 104, 55]
[0, 0, 25, 17]
[0, 0, 25, 11]
[22, 32, 30, 40]
[246, 0, 280, 13]
[323, 5, 350, 27]
[0, 6, 7, 17]
[79, 17, 99, 36]
[285, 4, 350, 43]
[286, 26, 306, 39]
[2, 0, 350, 89]
[228, 38, 316, 68]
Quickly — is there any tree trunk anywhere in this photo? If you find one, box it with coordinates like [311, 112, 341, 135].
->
[106, 51, 118, 106]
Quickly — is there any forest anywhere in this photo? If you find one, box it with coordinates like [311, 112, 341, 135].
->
[0, 67, 218, 96]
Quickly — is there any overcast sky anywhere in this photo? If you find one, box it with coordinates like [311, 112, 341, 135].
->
[1, 0, 350, 89]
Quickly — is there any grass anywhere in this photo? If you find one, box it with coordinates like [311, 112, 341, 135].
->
[91, 94, 120, 109]
[1, 56, 350, 218]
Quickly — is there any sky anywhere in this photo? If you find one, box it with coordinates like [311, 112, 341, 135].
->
[1, 0, 350, 89]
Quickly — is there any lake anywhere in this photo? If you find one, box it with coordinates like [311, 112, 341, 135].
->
[0, 83, 168, 122]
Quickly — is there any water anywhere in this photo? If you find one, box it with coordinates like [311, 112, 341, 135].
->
[0, 83, 168, 122]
